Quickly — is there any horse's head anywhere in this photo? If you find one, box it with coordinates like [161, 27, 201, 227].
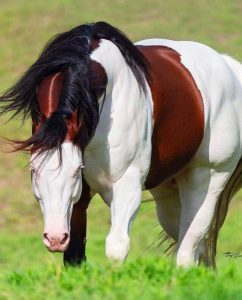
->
[26, 43, 107, 251]
[28, 73, 84, 252]
[28, 66, 99, 252]
[31, 143, 83, 252]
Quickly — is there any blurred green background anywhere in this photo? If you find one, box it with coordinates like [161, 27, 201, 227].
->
[0, 1, 242, 299]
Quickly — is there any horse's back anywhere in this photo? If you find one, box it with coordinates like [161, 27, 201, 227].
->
[136, 39, 242, 188]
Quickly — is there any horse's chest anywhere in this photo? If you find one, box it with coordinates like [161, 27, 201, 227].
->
[138, 46, 205, 189]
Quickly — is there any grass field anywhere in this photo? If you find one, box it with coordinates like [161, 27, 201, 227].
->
[0, 1, 242, 299]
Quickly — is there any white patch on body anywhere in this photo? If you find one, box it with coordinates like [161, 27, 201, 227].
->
[83, 39, 153, 260]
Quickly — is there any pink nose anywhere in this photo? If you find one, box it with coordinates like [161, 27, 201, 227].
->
[43, 232, 70, 252]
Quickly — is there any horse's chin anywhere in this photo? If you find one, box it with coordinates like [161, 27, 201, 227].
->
[45, 244, 69, 253]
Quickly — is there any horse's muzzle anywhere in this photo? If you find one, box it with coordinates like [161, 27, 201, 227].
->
[43, 232, 70, 252]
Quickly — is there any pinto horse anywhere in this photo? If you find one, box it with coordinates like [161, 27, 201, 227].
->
[1, 22, 242, 268]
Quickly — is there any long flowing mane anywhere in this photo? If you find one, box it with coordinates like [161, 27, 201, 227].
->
[0, 21, 150, 154]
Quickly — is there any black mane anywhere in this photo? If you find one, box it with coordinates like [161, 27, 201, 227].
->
[0, 21, 150, 154]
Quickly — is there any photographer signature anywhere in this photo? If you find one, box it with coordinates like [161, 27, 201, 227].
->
[224, 251, 242, 258]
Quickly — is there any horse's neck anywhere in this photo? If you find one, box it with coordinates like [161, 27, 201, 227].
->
[84, 39, 153, 188]
[90, 39, 151, 143]
[90, 39, 128, 84]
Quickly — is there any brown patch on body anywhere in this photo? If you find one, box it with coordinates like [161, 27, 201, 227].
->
[34, 72, 65, 133]
[37, 72, 64, 119]
[137, 46, 204, 189]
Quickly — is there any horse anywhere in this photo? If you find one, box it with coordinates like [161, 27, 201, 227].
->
[1, 21, 242, 268]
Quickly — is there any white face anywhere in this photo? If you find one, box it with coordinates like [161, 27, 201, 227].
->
[30, 142, 83, 252]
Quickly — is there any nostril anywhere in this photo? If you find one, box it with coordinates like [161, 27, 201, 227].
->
[43, 232, 49, 242]
[60, 233, 69, 245]
[43, 232, 51, 248]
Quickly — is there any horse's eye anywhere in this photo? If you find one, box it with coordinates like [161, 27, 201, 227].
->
[30, 168, 36, 180]
[30, 168, 36, 174]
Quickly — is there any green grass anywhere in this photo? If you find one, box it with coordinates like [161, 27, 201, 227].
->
[1, 196, 242, 300]
[2, 258, 242, 300]
[0, 0, 242, 299]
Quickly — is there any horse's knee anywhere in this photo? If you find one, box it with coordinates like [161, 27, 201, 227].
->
[105, 233, 130, 262]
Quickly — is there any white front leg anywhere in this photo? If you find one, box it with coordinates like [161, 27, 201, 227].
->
[105, 166, 142, 262]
